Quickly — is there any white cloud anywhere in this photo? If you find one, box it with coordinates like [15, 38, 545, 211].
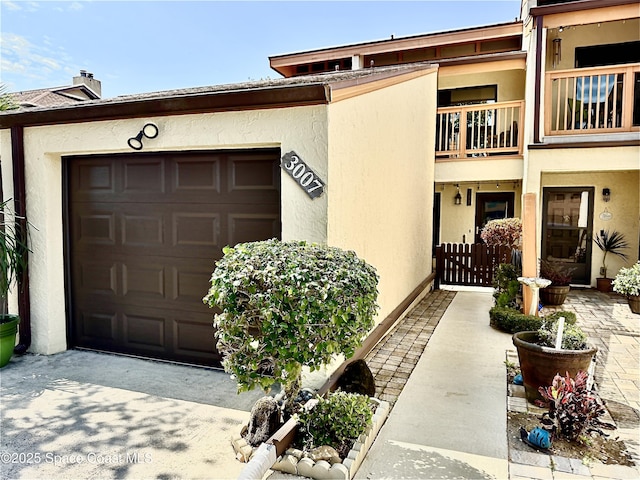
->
[2, 1, 22, 11]
[0, 32, 76, 89]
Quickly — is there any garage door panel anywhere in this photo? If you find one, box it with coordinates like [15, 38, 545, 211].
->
[229, 214, 280, 245]
[122, 263, 165, 299]
[173, 156, 221, 192]
[76, 309, 118, 344]
[123, 158, 165, 194]
[171, 263, 213, 305]
[173, 316, 219, 359]
[68, 149, 280, 366]
[122, 213, 165, 247]
[75, 212, 116, 246]
[76, 262, 118, 296]
[123, 313, 166, 350]
[173, 212, 220, 248]
[230, 157, 279, 191]
[75, 161, 115, 193]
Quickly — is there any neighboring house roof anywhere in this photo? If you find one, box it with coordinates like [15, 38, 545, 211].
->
[10, 84, 100, 109]
[0, 63, 436, 128]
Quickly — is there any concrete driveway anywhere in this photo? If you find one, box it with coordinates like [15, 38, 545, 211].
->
[0, 350, 265, 479]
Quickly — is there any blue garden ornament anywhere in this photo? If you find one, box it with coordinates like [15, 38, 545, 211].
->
[527, 427, 551, 449]
[513, 373, 523, 385]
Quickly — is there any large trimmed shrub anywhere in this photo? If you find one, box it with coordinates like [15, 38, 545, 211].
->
[489, 306, 576, 334]
[203, 239, 379, 397]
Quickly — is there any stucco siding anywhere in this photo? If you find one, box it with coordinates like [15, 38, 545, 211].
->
[540, 169, 640, 285]
[326, 70, 437, 322]
[2, 106, 330, 354]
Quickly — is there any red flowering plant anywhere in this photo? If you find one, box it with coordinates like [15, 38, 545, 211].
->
[480, 218, 522, 249]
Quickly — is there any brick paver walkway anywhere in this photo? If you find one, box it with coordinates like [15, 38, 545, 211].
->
[364, 289, 456, 405]
[541, 289, 640, 413]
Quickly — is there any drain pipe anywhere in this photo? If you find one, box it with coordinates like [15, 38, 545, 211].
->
[10, 125, 31, 354]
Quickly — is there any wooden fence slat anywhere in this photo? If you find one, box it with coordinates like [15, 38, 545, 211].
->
[436, 243, 512, 287]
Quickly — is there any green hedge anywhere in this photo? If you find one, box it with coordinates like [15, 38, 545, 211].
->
[490, 306, 576, 334]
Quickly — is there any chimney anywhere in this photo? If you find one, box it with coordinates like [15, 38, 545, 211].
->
[73, 70, 102, 98]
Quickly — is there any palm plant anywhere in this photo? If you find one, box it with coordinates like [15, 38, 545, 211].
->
[594, 229, 629, 278]
[0, 200, 30, 319]
[0, 84, 18, 111]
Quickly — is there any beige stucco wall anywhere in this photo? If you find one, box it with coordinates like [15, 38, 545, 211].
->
[326, 70, 437, 322]
[539, 170, 639, 284]
[544, 19, 639, 71]
[527, 147, 640, 285]
[438, 182, 523, 245]
[437, 69, 526, 102]
[1, 105, 330, 354]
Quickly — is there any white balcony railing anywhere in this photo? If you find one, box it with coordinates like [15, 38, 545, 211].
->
[545, 63, 640, 135]
[435, 101, 524, 160]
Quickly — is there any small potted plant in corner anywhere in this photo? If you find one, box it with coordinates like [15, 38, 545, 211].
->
[612, 261, 640, 314]
[594, 229, 629, 292]
[0, 199, 29, 368]
[539, 259, 575, 306]
[512, 318, 597, 404]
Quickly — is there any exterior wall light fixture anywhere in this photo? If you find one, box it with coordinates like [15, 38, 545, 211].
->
[128, 123, 159, 150]
[454, 184, 462, 205]
[602, 187, 611, 202]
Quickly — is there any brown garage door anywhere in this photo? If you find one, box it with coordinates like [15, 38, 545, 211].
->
[66, 149, 281, 366]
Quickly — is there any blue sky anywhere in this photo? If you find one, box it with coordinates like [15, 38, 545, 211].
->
[1, 0, 522, 98]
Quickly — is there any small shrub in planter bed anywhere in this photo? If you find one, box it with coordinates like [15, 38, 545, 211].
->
[489, 306, 576, 334]
[538, 320, 586, 350]
[538, 371, 607, 441]
[493, 263, 521, 309]
[295, 391, 373, 459]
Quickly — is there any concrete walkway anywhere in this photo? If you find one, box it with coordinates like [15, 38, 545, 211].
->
[356, 290, 512, 479]
[356, 287, 639, 480]
[0, 350, 265, 479]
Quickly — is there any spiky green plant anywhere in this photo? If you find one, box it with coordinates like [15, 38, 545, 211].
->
[594, 229, 629, 278]
[0, 200, 30, 318]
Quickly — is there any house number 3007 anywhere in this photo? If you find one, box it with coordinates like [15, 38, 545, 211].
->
[281, 151, 325, 199]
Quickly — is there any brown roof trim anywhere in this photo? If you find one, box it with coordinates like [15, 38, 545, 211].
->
[269, 20, 523, 70]
[528, 139, 640, 149]
[0, 84, 330, 128]
[434, 50, 526, 68]
[530, 0, 640, 16]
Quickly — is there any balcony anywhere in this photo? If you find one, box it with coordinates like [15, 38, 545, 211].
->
[435, 101, 524, 160]
[545, 63, 640, 136]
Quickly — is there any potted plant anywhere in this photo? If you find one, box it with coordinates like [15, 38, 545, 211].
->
[512, 319, 597, 404]
[539, 259, 575, 306]
[0, 199, 29, 368]
[612, 261, 640, 314]
[594, 229, 629, 292]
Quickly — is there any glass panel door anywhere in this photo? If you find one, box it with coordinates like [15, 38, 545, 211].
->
[542, 188, 594, 285]
[474, 192, 515, 243]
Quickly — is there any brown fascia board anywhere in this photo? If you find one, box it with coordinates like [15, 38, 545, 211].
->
[434, 50, 527, 68]
[269, 21, 523, 71]
[0, 83, 331, 128]
[529, 0, 640, 16]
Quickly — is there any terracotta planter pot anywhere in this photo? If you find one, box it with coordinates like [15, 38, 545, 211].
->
[0, 315, 20, 368]
[596, 278, 612, 293]
[512, 331, 597, 404]
[539, 285, 570, 306]
[628, 295, 640, 315]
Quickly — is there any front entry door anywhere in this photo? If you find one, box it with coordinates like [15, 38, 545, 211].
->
[475, 192, 515, 243]
[541, 187, 594, 285]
